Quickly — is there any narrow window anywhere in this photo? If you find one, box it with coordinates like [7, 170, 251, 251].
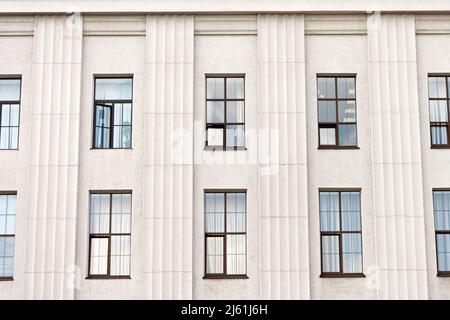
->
[433, 190, 450, 275]
[204, 191, 247, 278]
[88, 191, 132, 278]
[0, 193, 16, 280]
[428, 76, 450, 147]
[0, 79, 21, 150]
[206, 75, 245, 149]
[93, 77, 133, 149]
[319, 190, 363, 276]
[317, 76, 357, 148]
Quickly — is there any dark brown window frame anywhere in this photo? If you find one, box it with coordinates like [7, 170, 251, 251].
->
[205, 74, 246, 151]
[319, 188, 365, 278]
[92, 76, 133, 150]
[432, 188, 450, 277]
[0, 77, 21, 151]
[0, 191, 17, 281]
[317, 75, 359, 150]
[428, 75, 450, 149]
[203, 189, 248, 279]
[87, 190, 132, 280]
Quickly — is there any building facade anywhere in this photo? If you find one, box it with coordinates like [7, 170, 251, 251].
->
[0, 0, 450, 299]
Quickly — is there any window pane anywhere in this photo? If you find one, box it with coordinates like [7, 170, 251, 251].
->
[111, 194, 132, 233]
[95, 105, 111, 127]
[0, 236, 15, 277]
[122, 126, 131, 148]
[207, 128, 223, 147]
[322, 235, 340, 273]
[429, 77, 447, 99]
[90, 194, 110, 234]
[1, 105, 10, 126]
[110, 235, 131, 276]
[429, 100, 448, 122]
[226, 78, 244, 99]
[122, 103, 132, 125]
[437, 234, 450, 272]
[0, 127, 9, 149]
[9, 104, 19, 127]
[226, 193, 246, 233]
[431, 126, 448, 145]
[206, 236, 223, 274]
[9, 127, 18, 149]
[113, 126, 122, 148]
[206, 101, 224, 123]
[226, 125, 245, 147]
[319, 192, 340, 231]
[205, 193, 224, 233]
[338, 124, 357, 146]
[434, 191, 450, 231]
[114, 104, 123, 125]
[0, 215, 5, 234]
[226, 234, 246, 275]
[0, 195, 5, 214]
[206, 78, 224, 99]
[338, 101, 356, 123]
[317, 77, 336, 99]
[95, 78, 132, 100]
[337, 77, 355, 99]
[342, 233, 362, 273]
[0, 79, 21, 101]
[318, 101, 336, 123]
[341, 192, 361, 231]
[319, 127, 336, 145]
[89, 238, 108, 275]
[226, 101, 244, 123]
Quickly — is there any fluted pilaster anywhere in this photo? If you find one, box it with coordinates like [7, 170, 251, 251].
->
[142, 15, 194, 299]
[367, 13, 428, 299]
[257, 14, 310, 299]
[24, 14, 82, 299]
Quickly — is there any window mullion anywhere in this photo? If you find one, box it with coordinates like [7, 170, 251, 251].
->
[335, 79, 339, 146]
[338, 191, 344, 274]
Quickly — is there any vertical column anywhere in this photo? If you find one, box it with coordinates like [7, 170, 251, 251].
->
[24, 14, 82, 299]
[367, 14, 428, 299]
[257, 14, 310, 299]
[143, 15, 194, 299]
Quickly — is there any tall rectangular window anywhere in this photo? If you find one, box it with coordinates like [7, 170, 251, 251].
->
[205, 75, 245, 149]
[317, 76, 357, 148]
[88, 191, 132, 278]
[0, 79, 21, 150]
[319, 190, 363, 276]
[204, 191, 247, 278]
[0, 193, 16, 279]
[428, 76, 450, 147]
[93, 77, 133, 149]
[433, 190, 450, 274]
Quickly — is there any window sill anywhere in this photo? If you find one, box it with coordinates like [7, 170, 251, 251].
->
[318, 146, 360, 150]
[90, 148, 133, 150]
[203, 275, 249, 280]
[436, 272, 450, 277]
[320, 273, 365, 278]
[0, 149, 19, 151]
[0, 277, 14, 281]
[204, 146, 247, 151]
[85, 276, 131, 280]
[431, 145, 450, 149]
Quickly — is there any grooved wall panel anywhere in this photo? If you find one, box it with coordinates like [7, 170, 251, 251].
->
[367, 13, 428, 299]
[142, 15, 194, 299]
[257, 14, 310, 299]
[24, 14, 82, 299]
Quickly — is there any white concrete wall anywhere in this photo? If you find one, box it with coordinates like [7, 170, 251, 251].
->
[416, 14, 450, 300]
[0, 8, 450, 299]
